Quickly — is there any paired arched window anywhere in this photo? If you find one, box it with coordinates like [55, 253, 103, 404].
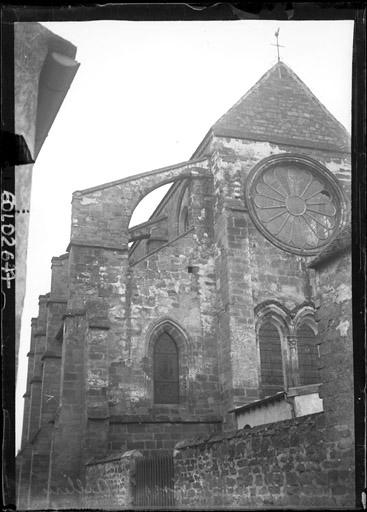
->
[257, 307, 320, 396]
[153, 332, 179, 404]
[296, 323, 320, 385]
[258, 321, 284, 396]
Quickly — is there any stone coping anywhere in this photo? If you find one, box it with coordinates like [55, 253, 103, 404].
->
[85, 449, 143, 466]
[174, 412, 325, 451]
[109, 414, 222, 424]
[88, 317, 111, 330]
[73, 156, 209, 196]
[51, 252, 69, 262]
[41, 350, 62, 361]
[63, 308, 86, 319]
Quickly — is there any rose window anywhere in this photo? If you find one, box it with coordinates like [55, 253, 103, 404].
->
[246, 155, 346, 256]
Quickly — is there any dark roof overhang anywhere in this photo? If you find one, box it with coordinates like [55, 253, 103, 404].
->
[34, 51, 80, 158]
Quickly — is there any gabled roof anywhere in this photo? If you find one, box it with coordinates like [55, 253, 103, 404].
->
[211, 61, 350, 153]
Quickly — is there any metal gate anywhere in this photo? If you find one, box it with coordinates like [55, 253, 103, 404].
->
[134, 454, 174, 507]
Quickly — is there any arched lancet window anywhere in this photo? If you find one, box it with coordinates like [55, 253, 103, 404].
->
[258, 321, 284, 396]
[181, 206, 189, 232]
[153, 332, 179, 404]
[297, 323, 320, 385]
[176, 182, 190, 235]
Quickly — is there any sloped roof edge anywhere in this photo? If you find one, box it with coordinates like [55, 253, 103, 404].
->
[73, 156, 209, 196]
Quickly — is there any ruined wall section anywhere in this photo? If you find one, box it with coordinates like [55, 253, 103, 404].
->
[211, 137, 351, 426]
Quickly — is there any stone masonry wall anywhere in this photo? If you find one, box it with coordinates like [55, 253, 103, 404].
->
[82, 451, 142, 509]
[174, 413, 354, 509]
[211, 137, 350, 426]
[313, 250, 353, 428]
[108, 420, 221, 456]
[311, 247, 354, 502]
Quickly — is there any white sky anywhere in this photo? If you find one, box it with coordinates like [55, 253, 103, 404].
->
[16, 19, 354, 451]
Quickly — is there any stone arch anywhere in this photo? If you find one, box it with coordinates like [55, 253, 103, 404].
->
[255, 301, 291, 333]
[293, 305, 317, 334]
[128, 181, 175, 229]
[145, 318, 190, 406]
[255, 302, 291, 396]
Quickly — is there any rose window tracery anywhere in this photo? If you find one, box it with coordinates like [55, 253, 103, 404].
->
[246, 155, 346, 256]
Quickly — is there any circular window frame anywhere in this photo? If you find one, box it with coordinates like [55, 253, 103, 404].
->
[245, 154, 347, 256]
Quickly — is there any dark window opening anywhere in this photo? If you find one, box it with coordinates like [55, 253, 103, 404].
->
[183, 207, 189, 231]
[178, 205, 189, 233]
[258, 321, 284, 397]
[297, 324, 320, 385]
[153, 332, 179, 404]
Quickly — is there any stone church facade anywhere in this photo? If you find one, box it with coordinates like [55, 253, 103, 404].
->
[17, 61, 354, 509]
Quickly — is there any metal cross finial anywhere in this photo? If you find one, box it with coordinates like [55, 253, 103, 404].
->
[271, 27, 285, 62]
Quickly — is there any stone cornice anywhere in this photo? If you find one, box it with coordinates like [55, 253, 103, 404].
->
[67, 239, 129, 253]
[41, 351, 62, 361]
[47, 297, 68, 305]
[34, 330, 47, 337]
[63, 308, 86, 319]
[213, 129, 351, 154]
[30, 376, 42, 384]
[88, 317, 110, 330]
[109, 414, 222, 424]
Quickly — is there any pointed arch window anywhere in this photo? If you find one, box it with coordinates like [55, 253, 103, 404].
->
[182, 207, 189, 232]
[153, 332, 179, 404]
[297, 323, 320, 385]
[258, 321, 284, 397]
